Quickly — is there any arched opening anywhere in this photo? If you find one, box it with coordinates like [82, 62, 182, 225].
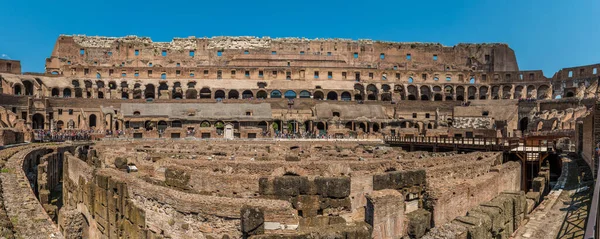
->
[434, 94, 443, 101]
[23, 81, 34, 95]
[63, 88, 72, 98]
[407, 85, 418, 101]
[51, 88, 59, 97]
[456, 86, 465, 101]
[491, 86, 500, 99]
[98, 91, 104, 99]
[145, 84, 155, 99]
[32, 113, 44, 129]
[284, 90, 297, 99]
[299, 90, 311, 99]
[172, 91, 182, 99]
[479, 86, 488, 100]
[354, 84, 364, 93]
[258, 121, 268, 131]
[242, 90, 254, 99]
[341, 91, 352, 101]
[527, 85, 535, 98]
[314, 91, 324, 100]
[186, 89, 198, 99]
[13, 84, 22, 95]
[133, 89, 142, 99]
[200, 88, 212, 99]
[270, 90, 282, 98]
[74, 88, 83, 98]
[316, 122, 326, 135]
[257, 90, 268, 99]
[368, 93, 377, 101]
[467, 86, 477, 100]
[327, 91, 338, 100]
[89, 114, 97, 128]
[420, 86, 431, 101]
[381, 84, 391, 93]
[215, 121, 225, 135]
[121, 92, 129, 99]
[373, 123, 380, 132]
[158, 82, 168, 98]
[172, 120, 182, 128]
[367, 84, 378, 100]
[145, 121, 153, 131]
[537, 85, 549, 99]
[171, 82, 183, 99]
[565, 91, 575, 98]
[214, 90, 225, 99]
[503, 86, 512, 99]
[228, 90, 239, 99]
[400, 121, 410, 129]
[354, 94, 363, 101]
[345, 122, 353, 130]
[381, 93, 392, 101]
[395, 85, 406, 100]
[520, 117, 529, 132]
[56, 120, 64, 131]
[358, 122, 367, 133]
[200, 121, 211, 127]
[514, 86, 524, 99]
[157, 121, 168, 132]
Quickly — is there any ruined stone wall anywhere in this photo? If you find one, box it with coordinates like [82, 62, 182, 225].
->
[0, 145, 81, 238]
[428, 159, 521, 226]
[423, 191, 527, 239]
[62, 150, 298, 238]
[579, 106, 596, 170]
[0, 59, 20, 74]
[0, 129, 23, 146]
[45, 35, 519, 75]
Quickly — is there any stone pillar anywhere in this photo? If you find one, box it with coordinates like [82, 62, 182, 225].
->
[181, 87, 187, 99]
[366, 190, 406, 239]
[241, 206, 264, 238]
[140, 86, 146, 99]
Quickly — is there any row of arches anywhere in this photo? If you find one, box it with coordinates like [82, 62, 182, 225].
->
[36, 83, 554, 101]
[31, 113, 98, 130]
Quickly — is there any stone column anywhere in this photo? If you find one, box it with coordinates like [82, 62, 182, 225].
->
[181, 87, 188, 99]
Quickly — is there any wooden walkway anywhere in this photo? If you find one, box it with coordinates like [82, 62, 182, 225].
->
[384, 136, 554, 153]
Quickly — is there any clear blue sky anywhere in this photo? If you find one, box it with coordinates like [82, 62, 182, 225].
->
[0, 0, 598, 76]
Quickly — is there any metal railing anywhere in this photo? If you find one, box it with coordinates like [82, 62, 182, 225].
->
[384, 136, 518, 146]
[585, 158, 600, 239]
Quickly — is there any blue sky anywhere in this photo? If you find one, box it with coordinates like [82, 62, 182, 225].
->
[0, 0, 598, 76]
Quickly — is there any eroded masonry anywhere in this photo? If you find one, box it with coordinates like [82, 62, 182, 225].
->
[0, 35, 598, 239]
